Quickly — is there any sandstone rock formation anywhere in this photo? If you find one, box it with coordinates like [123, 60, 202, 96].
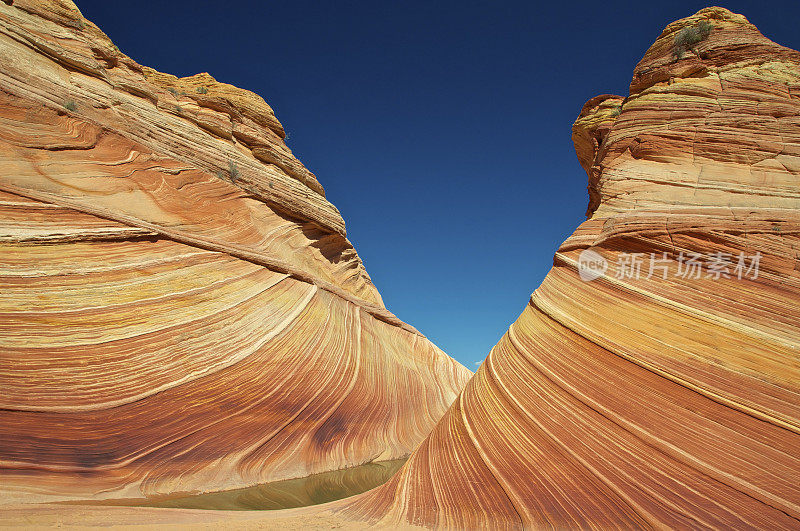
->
[335, 7, 800, 528]
[0, 0, 470, 504]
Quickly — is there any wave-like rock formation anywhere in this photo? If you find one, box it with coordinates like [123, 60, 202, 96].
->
[338, 7, 800, 529]
[0, 0, 470, 504]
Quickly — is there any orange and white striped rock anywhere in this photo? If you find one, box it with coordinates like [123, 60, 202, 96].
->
[338, 7, 800, 529]
[0, 0, 470, 504]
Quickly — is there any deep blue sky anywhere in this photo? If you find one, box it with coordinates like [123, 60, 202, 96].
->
[75, 1, 800, 368]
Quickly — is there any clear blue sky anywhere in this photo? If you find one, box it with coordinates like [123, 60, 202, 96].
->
[76, 1, 800, 368]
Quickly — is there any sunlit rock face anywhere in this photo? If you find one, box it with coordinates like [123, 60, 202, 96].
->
[0, 0, 471, 503]
[341, 8, 800, 529]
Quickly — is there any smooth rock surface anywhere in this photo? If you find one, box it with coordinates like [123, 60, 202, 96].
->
[335, 7, 800, 529]
[0, 0, 471, 504]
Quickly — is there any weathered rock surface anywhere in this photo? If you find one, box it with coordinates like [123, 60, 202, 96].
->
[335, 7, 800, 529]
[0, 0, 470, 503]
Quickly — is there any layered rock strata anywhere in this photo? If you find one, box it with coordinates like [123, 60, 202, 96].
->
[0, 0, 471, 503]
[339, 7, 800, 529]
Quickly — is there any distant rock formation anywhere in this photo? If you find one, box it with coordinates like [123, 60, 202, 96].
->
[0, 0, 470, 503]
[338, 7, 800, 528]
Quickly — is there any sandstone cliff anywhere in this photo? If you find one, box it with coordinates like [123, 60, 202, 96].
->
[335, 7, 800, 529]
[0, 0, 471, 503]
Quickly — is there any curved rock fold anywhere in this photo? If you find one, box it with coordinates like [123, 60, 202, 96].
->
[337, 7, 800, 529]
[0, 0, 470, 505]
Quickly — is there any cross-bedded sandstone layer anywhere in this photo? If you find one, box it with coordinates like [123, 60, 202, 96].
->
[334, 7, 800, 529]
[0, 0, 471, 504]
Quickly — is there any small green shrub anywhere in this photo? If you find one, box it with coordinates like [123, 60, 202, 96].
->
[196, 86, 208, 94]
[675, 20, 712, 48]
[167, 87, 178, 97]
[228, 160, 240, 183]
[610, 104, 623, 117]
[64, 100, 77, 112]
[674, 21, 713, 60]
